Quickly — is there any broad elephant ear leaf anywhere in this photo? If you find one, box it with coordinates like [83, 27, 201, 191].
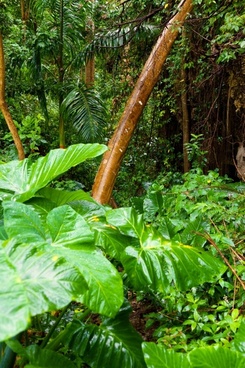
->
[25, 345, 76, 368]
[50, 301, 146, 368]
[0, 239, 87, 342]
[38, 187, 99, 207]
[232, 320, 245, 354]
[0, 143, 107, 202]
[142, 342, 189, 368]
[105, 207, 227, 293]
[45, 205, 123, 317]
[46, 205, 94, 246]
[0, 201, 123, 341]
[189, 346, 245, 368]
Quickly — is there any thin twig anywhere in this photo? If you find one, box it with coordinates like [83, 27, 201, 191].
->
[202, 232, 245, 291]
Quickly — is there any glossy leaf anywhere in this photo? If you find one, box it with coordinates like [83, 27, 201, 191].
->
[26, 197, 57, 224]
[46, 205, 94, 246]
[232, 320, 245, 353]
[94, 224, 131, 259]
[143, 189, 163, 222]
[189, 346, 245, 368]
[58, 302, 146, 368]
[45, 205, 123, 317]
[106, 207, 146, 239]
[0, 143, 107, 202]
[3, 201, 46, 242]
[0, 201, 123, 340]
[106, 207, 226, 292]
[25, 345, 76, 368]
[49, 246, 123, 317]
[142, 342, 189, 368]
[0, 240, 87, 341]
[38, 187, 98, 207]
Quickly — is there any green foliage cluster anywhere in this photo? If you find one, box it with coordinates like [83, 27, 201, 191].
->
[130, 162, 245, 353]
[0, 144, 244, 367]
[1, 1, 245, 366]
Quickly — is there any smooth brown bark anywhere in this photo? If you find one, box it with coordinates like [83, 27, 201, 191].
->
[85, 0, 95, 87]
[92, 0, 193, 204]
[20, 0, 29, 21]
[0, 33, 25, 160]
[85, 56, 95, 87]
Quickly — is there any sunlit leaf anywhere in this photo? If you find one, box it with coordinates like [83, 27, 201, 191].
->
[189, 346, 245, 368]
[142, 342, 189, 368]
[0, 144, 107, 202]
[46, 205, 94, 246]
[232, 320, 245, 353]
[3, 201, 46, 242]
[106, 208, 227, 293]
[0, 239, 87, 341]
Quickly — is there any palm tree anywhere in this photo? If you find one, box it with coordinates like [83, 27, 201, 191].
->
[28, 0, 108, 147]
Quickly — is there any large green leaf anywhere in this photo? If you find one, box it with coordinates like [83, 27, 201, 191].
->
[94, 224, 132, 259]
[142, 342, 189, 368]
[0, 239, 87, 341]
[106, 208, 227, 292]
[3, 201, 46, 242]
[38, 187, 98, 206]
[232, 320, 245, 354]
[45, 205, 123, 316]
[189, 346, 245, 368]
[49, 245, 123, 317]
[54, 301, 146, 368]
[0, 143, 107, 202]
[24, 345, 76, 368]
[143, 343, 245, 368]
[106, 207, 145, 239]
[1, 201, 123, 336]
[46, 205, 94, 246]
[25, 197, 57, 225]
[143, 188, 163, 222]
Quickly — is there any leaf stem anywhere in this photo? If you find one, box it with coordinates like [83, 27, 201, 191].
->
[40, 303, 71, 349]
[203, 232, 245, 291]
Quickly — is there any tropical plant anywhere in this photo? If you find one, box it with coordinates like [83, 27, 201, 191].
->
[61, 83, 107, 143]
[0, 143, 230, 367]
[130, 168, 245, 354]
[142, 319, 245, 368]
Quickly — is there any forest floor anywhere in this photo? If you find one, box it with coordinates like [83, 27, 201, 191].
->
[128, 291, 159, 341]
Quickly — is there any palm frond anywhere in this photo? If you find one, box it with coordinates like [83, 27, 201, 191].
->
[61, 85, 108, 143]
[73, 22, 159, 65]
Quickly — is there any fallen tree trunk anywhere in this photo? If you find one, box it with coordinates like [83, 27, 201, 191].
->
[92, 0, 193, 204]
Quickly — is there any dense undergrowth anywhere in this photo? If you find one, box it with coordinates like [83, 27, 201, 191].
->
[0, 144, 244, 368]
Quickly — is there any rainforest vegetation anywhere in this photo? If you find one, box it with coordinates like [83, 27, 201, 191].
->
[0, 0, 245, 367]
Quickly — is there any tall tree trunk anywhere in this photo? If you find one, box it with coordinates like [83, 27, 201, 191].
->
[0, 33, 25, 160]
[181, 62, 190, 173]
[32, 22, 49, 124]
[85, 56, 95, 87]
[20, 0, 29, 22]
[58, 0, 65, 148]
[85, 0, 95, 87]
[92, 0, 193, 204]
